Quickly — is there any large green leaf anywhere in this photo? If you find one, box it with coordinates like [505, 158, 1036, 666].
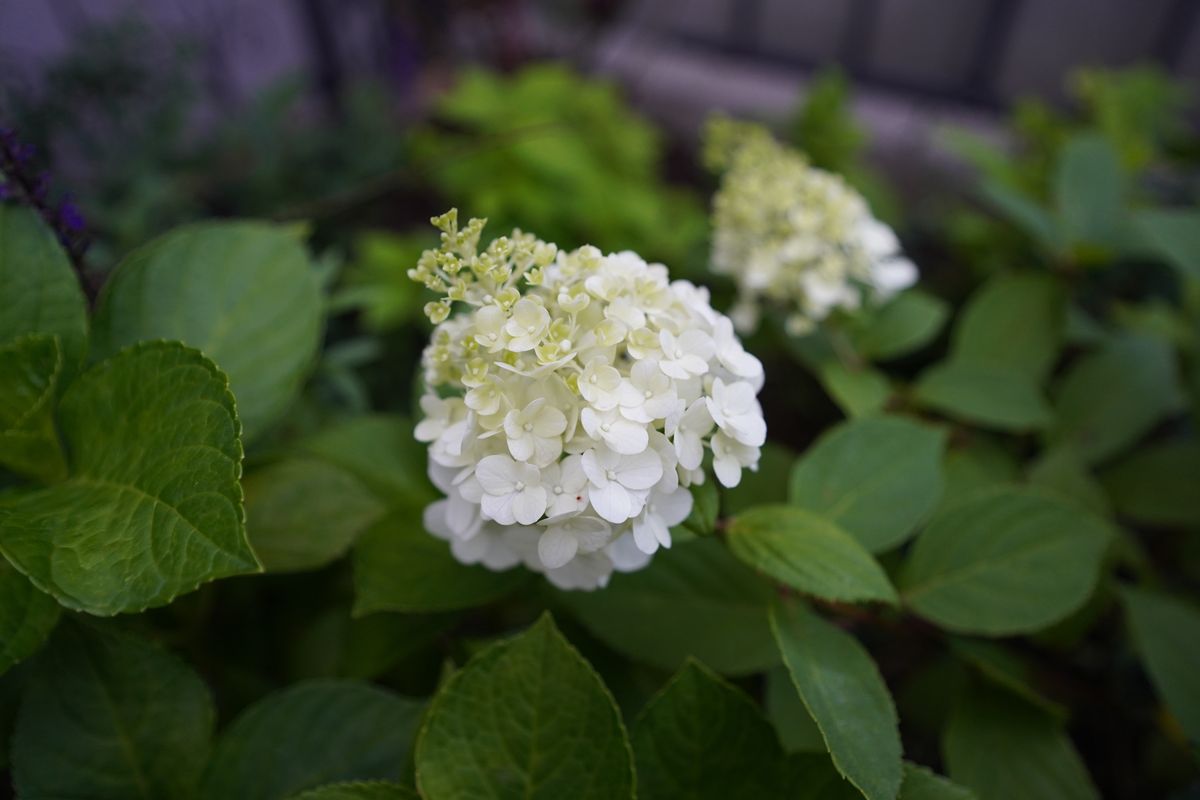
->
[900, 487, 1112, 635]
[853, 290, 949, 361]
[727, 505, 896, 604]
[1049, 334, 1183, 464]
[1135, 208, 1200, 281]
[415, 614, 634, 799]
[1054, 133, 1125, 251]
[0, 205, 88, 371]
[0, 341, 258, 615]
[92, 221, 322, 439]
[288, 784, 417, 800]
[781, 756, 976, 800]
[561, 538, 779, 675]
[789, 416, 945, 552]
[937, 439, 1020, 514]
[950, 273, 1064, 382]
[201, 680, 424, 800]
[816, 361, 893, 419]
[915, 361, 1052, 432]
[771, 601, 903, 800]
[899, 764, 977, 800]
[352, 506, 528, 615]
[633, 660, 786, 798]
[0, 559, 59, 675]
[943, 683, 1097, 800]
[299, 415, 434, 506]
[11, 623, 214, 800]
[724, 441, 796, 515]
[1100, 442, 1200, 528]
[766, 667, 825, 753]
[0, 334, 66, 482]
[1121, 587, 1200, 743]
[245, 458, 385, 573]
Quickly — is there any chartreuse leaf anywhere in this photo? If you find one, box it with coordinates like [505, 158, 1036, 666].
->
[915, 361, 1051, 432]
[728, 505, 897, 604]
[1121, 587, 1200, 743]
[0, 334, 66, 482]
[900, 487, 1112, 635]
[771, 601, 903, 800]
[352, 506, 528, 615]
[633, 660, 785, 798]
[789, 416, 945, 552]
[201, 680, 424, 800]
[0, 205, 88, 371]
[288, 783, 417, 800]
[1049, 334, 1183, 464]
[92, 221, 323, 440]
[853, 290, 949, 361]
[943, 683, 1098, 800]
[0, 342, 258, 614]
[1135, 208, 1200, 281]
[950, 273, 1065, 382]
[245, 458, 385, 573]
[415, 614, 634, 799]
[1100, 442, 1200, 527]
[0, 559, 59, 675]
[561, 538, 779, 675]
[12, 622, 215, 800]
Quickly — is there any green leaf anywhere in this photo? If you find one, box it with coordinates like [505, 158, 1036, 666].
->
[1135, 208, 1200, 281]
[201, 680, 423, 800]
[817, 360, 893, 418]
[288, 783, 417, 800]
[1026, 447, 1110, 517]
[724, 441, 796, 515]
[0, 206, 88, 372]
[561, 538, 779, 675]
[245, 458, 385, 573]
[948, 638, 1066, 719]
[1121, 587, 1200, 743]
[853, 290, 949, 361]
[1054, 133, 1125, 251]
[778, 752, 867, 800]
[766, 667, 825, 753]
[92, 221, 323, 440]
[943, 683, 1098, 800]
[937, 439, 1020, 514]
[0, 341, 257, 615]
[415, 614, 634, 799]
[979, 183, 1060, 250]
[353, 506, 527, 615]
[951, 273, 1064, 382]
[728, 505, 897, 604]
[771, 601, 903, 800]
[633, 659, 786, 798]
[789, 416, 946, 552]
[0, 559, 59, 675]
[12, 622, 215, 800]
[899, 763, 977, 800]
[900, 487, 1112, 635]
[1049, 334, 1183, 464]
[300, 415, 434, 506]
[915, 361, 1052, 432]
[1100, 442, 1200, 527]
[0, 334, 66, 482]
[679, 477, 719, 536]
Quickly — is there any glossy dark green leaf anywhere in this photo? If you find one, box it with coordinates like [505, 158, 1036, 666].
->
[201, 680, 424, 800]
[92, 221, 323, 439]
[771, 601, 903, 800]
[0, 334, 65, 482]
[12, 623, 214, 800]
[415, 614, 633, 799]
[0, 342, 257, 615]
[0, 559, 59, 675]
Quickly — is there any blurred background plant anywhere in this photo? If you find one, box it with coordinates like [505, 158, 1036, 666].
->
[2, 2, 1200, 798]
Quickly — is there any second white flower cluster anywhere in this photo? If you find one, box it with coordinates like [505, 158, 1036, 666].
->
[412, 211, 766, 590]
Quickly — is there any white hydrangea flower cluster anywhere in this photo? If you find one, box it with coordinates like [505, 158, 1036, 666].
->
[410, 210, 765, 591]
[705, 118, 918, 335]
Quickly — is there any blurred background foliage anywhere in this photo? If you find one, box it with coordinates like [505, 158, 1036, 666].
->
[2, 5, 1200, 799]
